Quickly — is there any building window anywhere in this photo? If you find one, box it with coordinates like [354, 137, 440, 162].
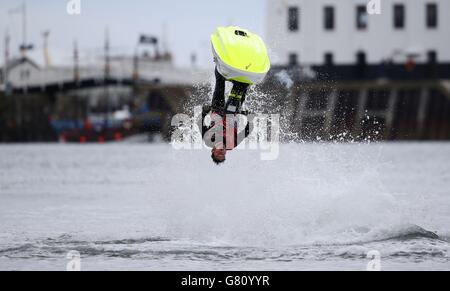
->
[289, 53, 298, 66]
[427, 50, 437, 64]
[426, 50, 438, 77]
[288, 7, 299, 31]
[426, 3, 438, 28]
[356, 5, 368, 30]
[355, 51, 367, 79]
[324, 6, 335, 30]
[356, 51, 367, 66]
[324, 53, 334, 66]
[393, 4, 405, 29]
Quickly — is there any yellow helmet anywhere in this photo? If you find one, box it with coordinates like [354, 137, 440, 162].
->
[211, 26, 271, 85]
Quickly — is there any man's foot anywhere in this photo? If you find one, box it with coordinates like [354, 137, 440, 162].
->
[225, 81, 249, 114]
[225, 97, 242, 114]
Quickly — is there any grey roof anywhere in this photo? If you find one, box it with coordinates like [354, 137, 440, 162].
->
[3, 57, 41, 71]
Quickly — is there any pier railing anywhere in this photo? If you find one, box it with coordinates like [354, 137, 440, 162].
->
[280, 80, 450, 141]
[1, 77, 450, 142]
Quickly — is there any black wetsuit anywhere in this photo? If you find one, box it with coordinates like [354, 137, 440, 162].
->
[201, 68, 252, 149]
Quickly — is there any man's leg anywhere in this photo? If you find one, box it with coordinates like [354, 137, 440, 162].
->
[212, 67, 226, 112]
[236, 82, 249, 105]
[225, 81, 249, 114]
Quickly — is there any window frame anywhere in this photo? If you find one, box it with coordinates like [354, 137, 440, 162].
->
[288, 6, 299, 32]
[324, 52, 334, 66]
[393, 4, 406, 30]
[356, 5, 368, 30]
[426, 3, 438, 29]
[324, 6, 335, 31]
[356, 51, 367, 66]
[288, 53, 298, 66]
[427, 50, 437, 64]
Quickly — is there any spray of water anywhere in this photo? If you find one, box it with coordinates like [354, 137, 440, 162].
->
[164, 70, 442, 248]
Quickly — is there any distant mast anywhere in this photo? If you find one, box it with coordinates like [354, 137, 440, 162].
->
[4, 30, 10, 67]
[162, 22, 168, 55]
[20, 1, 27, 58]
[104, 28, 110, 80]
[73, 41, 80, 83]
[8, 1, 31, 58]
[3, 30, 11, 91]
[42, 30, 51, 68]
[104, 28, 111, 126]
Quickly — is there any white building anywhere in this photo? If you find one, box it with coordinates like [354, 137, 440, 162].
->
[0, 55, 209, 90]
[266, 0, 450, 66]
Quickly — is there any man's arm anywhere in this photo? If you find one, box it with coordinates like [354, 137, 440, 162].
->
[211, 67, 226, 112]
[202, 67, 226, 139]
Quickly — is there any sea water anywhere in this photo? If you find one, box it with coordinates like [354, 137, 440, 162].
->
[0, 143, 449, 270]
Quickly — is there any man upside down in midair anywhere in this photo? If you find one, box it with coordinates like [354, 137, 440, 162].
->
[202, 68, 253, 165]
[202, 26, 271, 164]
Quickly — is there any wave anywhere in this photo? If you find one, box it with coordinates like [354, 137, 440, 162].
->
[93, 237, 171, 245]
[42, 234, 170, 245]
[0, 224, 445, 261]
[306, 224, 442, 248]
[372, 224, 440, 242]
[0, 244, 35, 255]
